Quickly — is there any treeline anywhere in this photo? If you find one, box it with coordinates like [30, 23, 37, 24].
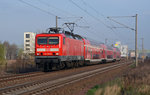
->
[0, 42, 5, 65]
[0, 41, 23, 63]
[0, 41, 38, 73]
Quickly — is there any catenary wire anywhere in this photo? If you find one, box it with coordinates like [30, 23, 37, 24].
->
[80, 0, 122, 39]
[19, 0, 118, 44]
[69, 0, 112, 29]
[37, 0, 77, 17]
[18, 0, 56, 16]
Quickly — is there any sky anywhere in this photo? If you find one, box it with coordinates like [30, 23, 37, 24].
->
[0, 0, 150, 50]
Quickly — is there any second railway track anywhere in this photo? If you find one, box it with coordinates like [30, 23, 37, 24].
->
[0, 71, 44, 83]
[0, 61, 133, 95]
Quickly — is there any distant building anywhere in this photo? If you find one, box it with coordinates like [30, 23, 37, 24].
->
[129, 50, 150, 59]
[129, 50, 136, 58]
[138, 50, 150, 59]
[120, 45, 128, 57]
[24, 32, 36, 54]
[114, 41, 128, 58]
[147, 53, 150, 58]
[114, 41, 121, 49]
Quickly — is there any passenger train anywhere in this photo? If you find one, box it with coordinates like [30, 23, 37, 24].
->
[35, 28, 121, 71]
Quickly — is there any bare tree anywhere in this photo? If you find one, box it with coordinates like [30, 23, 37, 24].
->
[9, 44, 18, 60]
[17, 48, 23, 59]
[3, 41, 18, 60]
[0, 44, 5, 65]
[3, 41, 10, 60]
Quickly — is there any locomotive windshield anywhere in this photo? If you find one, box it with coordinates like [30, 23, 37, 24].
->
[48, 37, 59, 45]
[37, 37, 47, 44]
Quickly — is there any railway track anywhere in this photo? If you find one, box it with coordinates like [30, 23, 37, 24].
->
[0, 60, 124, 84]
[0, 61, 132, 95]
[0, 71, 44, 83]
[0, 61, 122, 89]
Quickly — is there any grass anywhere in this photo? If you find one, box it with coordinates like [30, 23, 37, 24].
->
[86, 59, 150, 95]
[87, 86, 98, 95]
[129, 62, 136, 68]
[87, 79, 122, 95]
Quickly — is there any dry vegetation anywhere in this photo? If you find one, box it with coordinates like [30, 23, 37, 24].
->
[87, 59, 150, 95]
[121, 59, 150, 95]
[6, 59, 37, 73]
[0, 59, 37, 75]
[0, 41, 37, 74]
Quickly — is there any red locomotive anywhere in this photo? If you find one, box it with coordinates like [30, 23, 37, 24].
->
[35, 28, 121, 71]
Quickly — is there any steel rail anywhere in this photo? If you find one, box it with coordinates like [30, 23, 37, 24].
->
[0, 61, 132, 95]
[0, 71, 44, 83]
[27, 61, 132, 95]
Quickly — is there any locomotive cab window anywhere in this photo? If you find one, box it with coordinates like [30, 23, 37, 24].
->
[37, 37, 47, 44]
[48, 37, 59, 45]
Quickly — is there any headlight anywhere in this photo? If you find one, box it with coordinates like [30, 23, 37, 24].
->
[50, 48, 59, 51]
[37, 48, 46, 51]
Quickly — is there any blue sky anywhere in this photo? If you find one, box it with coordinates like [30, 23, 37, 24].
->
[0, 0, 150, 50]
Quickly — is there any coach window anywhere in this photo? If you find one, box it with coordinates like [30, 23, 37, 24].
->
[63, 37, 65, 44]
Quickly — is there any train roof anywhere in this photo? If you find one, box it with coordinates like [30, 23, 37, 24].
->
[36, 27, 118, 50]
[36, 30, 84, 41]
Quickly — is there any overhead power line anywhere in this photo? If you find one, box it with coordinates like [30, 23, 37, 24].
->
[37, 0, 76, 17]
[107, 17, 135, 31]
[108, 16, 135, 18]
[69, 0, 122, 40]
[81, 0, 105, 18]
[80, 0, 122, 39]
[80, 18, 107, 40]
[18, 0, 56, 16]
[108, 14, 138, 67]
[69, 0, 111, 29]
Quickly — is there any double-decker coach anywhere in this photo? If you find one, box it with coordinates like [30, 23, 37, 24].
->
[35, 28, 121, 71]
